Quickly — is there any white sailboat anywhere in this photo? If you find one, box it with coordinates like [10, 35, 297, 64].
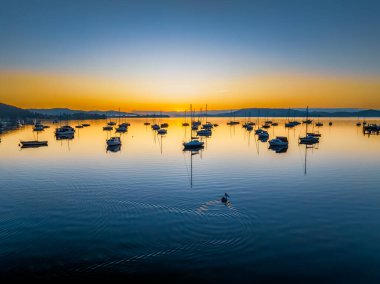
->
[183, 104, 204, 149]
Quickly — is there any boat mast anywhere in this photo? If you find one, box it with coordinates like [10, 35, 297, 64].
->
[305, 106, 309, 135]
[205, 104, 208, 123]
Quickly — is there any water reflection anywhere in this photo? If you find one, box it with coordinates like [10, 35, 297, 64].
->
[106, 144, 121, 153]
[1, 117, 380, 281]
[183, 147, 204, 188]
[269, 145, 288, 153]
[55, 133, 74, 140]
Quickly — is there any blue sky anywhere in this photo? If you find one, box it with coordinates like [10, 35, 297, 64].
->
[1, 0, 379, 77]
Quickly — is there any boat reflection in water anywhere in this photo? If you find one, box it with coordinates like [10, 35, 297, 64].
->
[106, 144, 121, 153]
[19, 140, 48, 148]
[183, 146, 203, 188]
[55, 133, 74, 140]
[269, 145, 288, 153]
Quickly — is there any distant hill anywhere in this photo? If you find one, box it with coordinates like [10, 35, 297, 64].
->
[2, 103, 380, 119]
[214, 108, 380, 117]
[0, 104, 106, 120]
[0, 103, 36, 119]
[29, 108, 138, 117]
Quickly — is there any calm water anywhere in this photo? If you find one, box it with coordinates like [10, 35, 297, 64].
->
[1, 118, 380, 282]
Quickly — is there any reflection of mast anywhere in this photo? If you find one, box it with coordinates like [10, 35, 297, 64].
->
[184, 149, 201, 188]
[190, 150, 200, 188]
[304, 144, 316, 175]
[160, 134, 163, 155]
[304, 145, 307, 175]
[190, 150, 193, 188]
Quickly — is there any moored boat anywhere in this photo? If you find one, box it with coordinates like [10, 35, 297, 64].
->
[269, 136, 288, 147]
[157, 129, 167, 135]
[20, 140, 48, 148]
[183, 139, 204, 149]
[106, 137, 121, 146]
[55, 125, 75, 136]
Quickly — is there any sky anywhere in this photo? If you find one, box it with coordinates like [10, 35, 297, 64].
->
[0, 0, 379, 111]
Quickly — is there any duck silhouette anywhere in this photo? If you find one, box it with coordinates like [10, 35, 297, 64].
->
[221, 193, 230, 204]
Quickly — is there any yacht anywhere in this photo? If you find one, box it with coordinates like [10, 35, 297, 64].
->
[182, 110, 190, 126]
[197, 129, 212, 136]
[106, 137, 121, 146]
[315, 122, 323, 127]
[246, 124, 253, 131]
[227, 121, 239, 125]
[202, 122, 213, 129]
[55, 125, 75, 136]
[227, 110, 239, 125]
[82, 123, 90, 127]
[302, 106, 312, 124]
[255, 128, 263, 134]
[151, 124, 160, 130]
[103, 125, 113, 131]
[183, 139, 204, 149]
[108, 121, 116, 126]
[285, 121, 298, 128]
[20, 140, 48, 148]
[115, 125, 127, 132]
[157, 129, 167, 135]
[160, 123, 169, 128]
[33, 125, 44, 131]
[307, 132, 321, 137]
[299, 135, 319, 144]
[258, 131, 269, 139]
[269, 136, 288, 147]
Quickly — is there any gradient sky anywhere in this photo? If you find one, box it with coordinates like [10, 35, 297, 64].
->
[0, 0, 379, 111]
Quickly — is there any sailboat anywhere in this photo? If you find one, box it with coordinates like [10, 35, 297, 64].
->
[197, 104, 212, 136]
[75, 120, 84, 128]
[55, 117, 75, 138]
[115, 108, 127, 132]
[20, 131, 48, 148]
[356, 114, 362, 126]
[285, 108, 295, 128]
[299, 107, 319, 144]
[202, 104, 213, 129]
[182, 110, 190, 126]
[302, 106, 312, 124]
[183, 104, 204, 149]
[315, 116, 323, 127]
[227, 110, 239, 125]
[103, 113, 113, 130]
[107, 112, 116, 126]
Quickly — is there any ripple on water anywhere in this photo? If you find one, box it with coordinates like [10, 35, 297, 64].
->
[74, 195, 260, 273]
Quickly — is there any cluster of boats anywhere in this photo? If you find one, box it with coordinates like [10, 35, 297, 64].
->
[11, 104, 379, 150]
[363, 124, 380, 134]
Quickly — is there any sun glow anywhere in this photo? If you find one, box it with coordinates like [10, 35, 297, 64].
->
[1, 70, 379, 111]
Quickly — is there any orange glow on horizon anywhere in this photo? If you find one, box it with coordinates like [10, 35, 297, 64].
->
[1, 70, 379, 111]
